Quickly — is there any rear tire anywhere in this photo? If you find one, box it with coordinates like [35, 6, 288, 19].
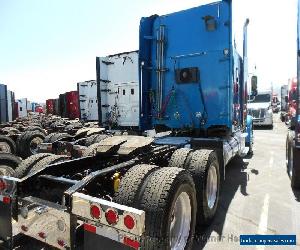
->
[114, 164, 159, 207]
[43, 133, 56, 143]
[0, 166, 16, 177]
[25, 126, 45, 134]
[28, 155, 69, 175]
[187, 150, 220, 227]
[14, 153, 52, 178]
[17, 131, 46, 158]
[0, 135, 16, 154]
[50, 133, 72, 143]
[0, 153, 21, 176]
[138, 167, 197, 250]
[168, 148, 193, 169]
[85, 134, 109, 147]
[287, 132, 300, 189]
[82, 143, 103, 157]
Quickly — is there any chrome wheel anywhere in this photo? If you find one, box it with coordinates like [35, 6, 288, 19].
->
[206, 164, 218, 209]
[0, 142, 11, 153]
[29, 137, 43, 154]
[169, 192, 191, 250]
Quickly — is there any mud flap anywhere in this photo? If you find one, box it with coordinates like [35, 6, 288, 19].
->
[84, 231, 132, 250]
[0, 197, 13, 249]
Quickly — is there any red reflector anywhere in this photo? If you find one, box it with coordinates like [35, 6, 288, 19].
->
[123, 237, 140, 250]
[3, 196, 10, 204]
[38, 232, 46, 239]
[57, 239, 65, 247]
[105, 209, 118, 225]
[21, 225, 28, 232]
[0, 180, 7, 191]
[84, 224, 96, 233]
[90, 205, 101, 219]
[124, 215, 135, 230]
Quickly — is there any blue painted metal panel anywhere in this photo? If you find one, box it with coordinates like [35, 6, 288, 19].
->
[0, 84, 8, 123]
[139, 0, 244, 133]
[245, 115, 253, 146]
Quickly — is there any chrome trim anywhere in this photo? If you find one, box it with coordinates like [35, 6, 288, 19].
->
[18, 197, 71, 249]
[72, 192, 145, 236]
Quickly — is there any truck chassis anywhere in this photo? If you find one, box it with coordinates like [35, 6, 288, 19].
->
[0, 132, 245, 250]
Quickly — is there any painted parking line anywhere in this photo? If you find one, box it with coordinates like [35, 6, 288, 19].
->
[256, 150, 273, 250]
[256, 193, 270, 250]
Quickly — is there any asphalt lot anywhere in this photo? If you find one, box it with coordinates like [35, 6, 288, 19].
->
[193, 114, 300, 250]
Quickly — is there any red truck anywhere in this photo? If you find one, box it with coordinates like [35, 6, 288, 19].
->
[46, 99, 54, 115]
[286, 78, 298, 123]
[66, 91, 80, 119]
[286, 3, 300, 189]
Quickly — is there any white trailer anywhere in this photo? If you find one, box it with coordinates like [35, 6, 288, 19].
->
[17, 98, 28, 118]
[97, 51, 139, 127]
[6, 90, 14, 122]
[77, 80, 98, 121]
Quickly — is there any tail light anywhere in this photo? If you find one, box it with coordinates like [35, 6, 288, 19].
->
[2, 196, 10, 204]
[21, 225, 28, 232]
[38, 232, 46, 239]
[124, 215, 135, 230]
[123, 237, 140, 250]
[57, 239, 65, 247]
[90, 205, 101, 219]
[105, 209, 118, 225]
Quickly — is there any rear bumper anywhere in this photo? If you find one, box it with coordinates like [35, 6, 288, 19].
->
[0, 189, 145, 250]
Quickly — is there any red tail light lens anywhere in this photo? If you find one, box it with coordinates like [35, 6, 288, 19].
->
[57, 239, 65, 247]
[0, 179, 7, 191]
[21, 225, 28, 232]
[124, 215, 135, 230]
[105, 209, 118, 225]
[38, 232, 46, 239]
[90, 205, 101, 219]
[3, 196, 10, 204]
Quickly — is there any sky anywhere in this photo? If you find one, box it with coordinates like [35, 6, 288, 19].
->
[0, 0, 297, 102]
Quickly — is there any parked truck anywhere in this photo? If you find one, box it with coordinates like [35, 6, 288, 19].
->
[97, 51, 139, 128]
[65, 91, 80, 120]
[0, 1, 254, 249]
[46, 99, 55, 115]
[285, 77, 298, 124]
[280, 84, 289, 121]
[248, 91, 273, 128]
[17, 99, 28, 118]
[286, 1, 300, 189]
[78, 80, 99, 121]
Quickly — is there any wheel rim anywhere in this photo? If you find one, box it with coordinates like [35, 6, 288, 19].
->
[207, 164, 218, 209]
[289, 147, 293, 178]
[0, 165, 13, 176]
[0, 142, 11, 153]
[169, 192, 191, 250]
[30, 137, 44, 154]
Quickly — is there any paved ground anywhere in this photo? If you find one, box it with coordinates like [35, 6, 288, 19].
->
[193, 114, 300, 250]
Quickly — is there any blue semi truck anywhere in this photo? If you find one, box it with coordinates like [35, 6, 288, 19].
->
[286, 0, 300, 189]
[0, 1, 253, 249]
